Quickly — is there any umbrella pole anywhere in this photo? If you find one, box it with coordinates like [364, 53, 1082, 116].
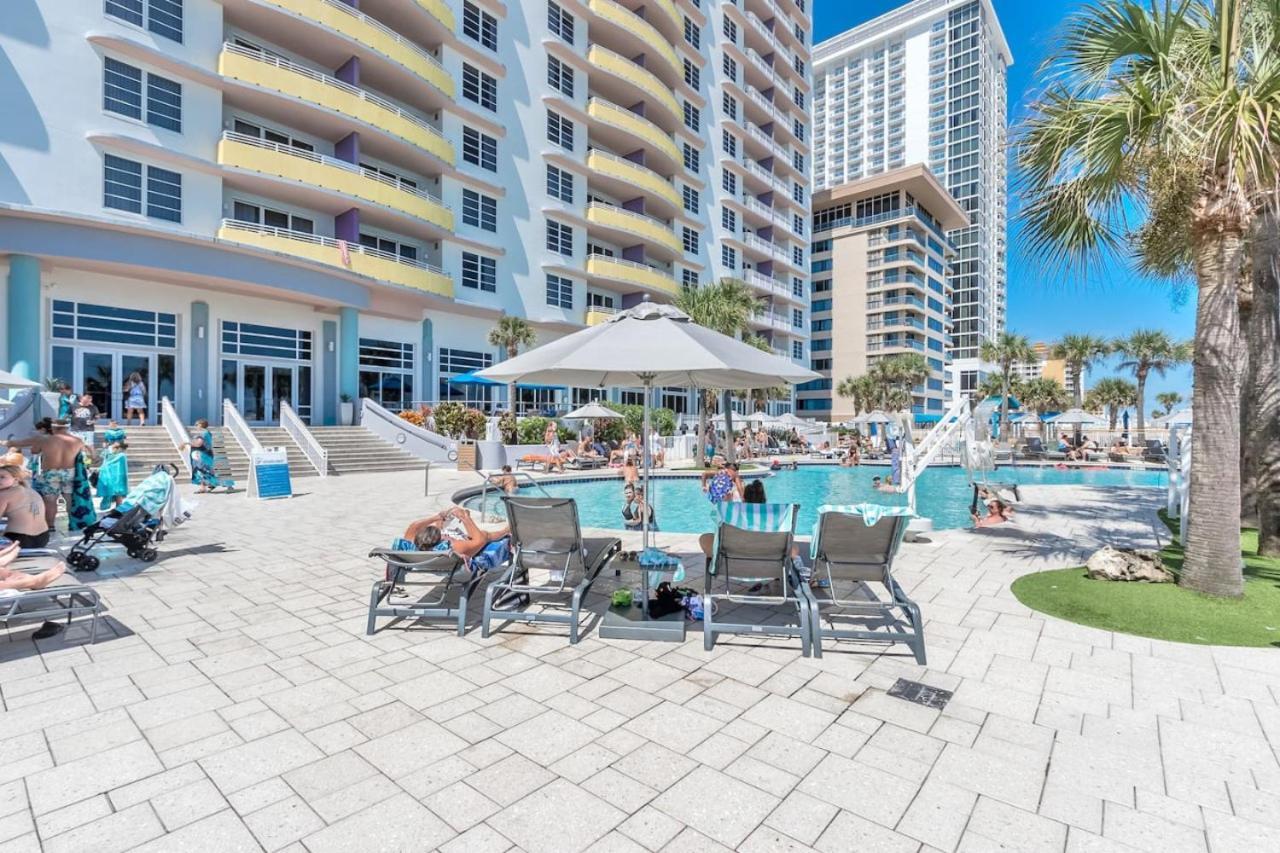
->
[642, 377, 652, 553]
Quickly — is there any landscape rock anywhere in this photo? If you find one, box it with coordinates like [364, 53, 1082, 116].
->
[1085, 546, 1174, 583]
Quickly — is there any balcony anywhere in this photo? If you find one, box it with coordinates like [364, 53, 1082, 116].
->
[585, 306, 617, 326]
[739, 158, 791, 196]
[218, 219, 452, 296]
[587, 45, 681, 127]
[218, 44, 453, 167]
[587, 98, 681, 170]
[587, 0, 681, 82]
[585, 202, 682, 257]
[587, 148, 681, 213]
[741, 269, 789, 300]
[586, 255, 679, 297]
[742, 233, 788, 263]
[217, 132, 453, 233]
[250, 0, 454, 100]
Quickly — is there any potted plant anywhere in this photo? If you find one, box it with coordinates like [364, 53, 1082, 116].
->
[339, 393, 354, 426]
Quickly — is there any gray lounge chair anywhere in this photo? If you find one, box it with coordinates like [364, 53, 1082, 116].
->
[703, 503, 811, 656]
[482, 496, 619, 644]
[1142, 440, 1167, 464]
[803, 511, 925, 664]
[0, 574, 102, 643]
[367, 548, 490, 636]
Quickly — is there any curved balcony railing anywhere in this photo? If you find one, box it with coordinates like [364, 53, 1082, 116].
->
[587, 0, 681, 81]
[585, 254, 679, 296]
[262, 0, 453, 98]
[586, 45, 681, 125]
[218, 131, 453, 232]
[411, 0, 455, 32]
[219, 43, 453, 165]
[586, 97, 680, 166]
[585, 202, 681, 254]
[218, 219, 453, 296]
[586, 148, 681, 210]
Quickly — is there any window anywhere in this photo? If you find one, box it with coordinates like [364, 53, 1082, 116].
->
[682, 226, 698, 254]
[722, 130, 737, 157]
[723, 55, 737, 82]
[546, 164, 573, 203]
[792, 308, 804, 328]
[811, 298, 832, 312]
[794, 87, 805, 109]
[548, 0, 574, 44]
[793, 118, 806, 142]
[792, 182, 805, 204]
[792, 340, 804, 360]
[547, 109, 574, 150]
[793, 276, 805, 298]
[793, 213, 804, 236]
[104, 154, 180, 222]
[462, 1, 498, 51]
[793, 150, 805, 172]
[724, 18, 737, 43]
[107, 0, 182, 43]
[232, 119, 313, 152]
[683, 59, 699, 89]
[546, 273, 573, 308]
[462, 126, 497, 171]
[684, 17, 700, 49]
[683, 102, 699, 132]
[461, 252, 497, 292]
[722, 170, 736, 195]
[721, 207, 736, 231]
[232, 200, 313, 234]
[681, 269, 698, 291]
[721, 245, 736, 270]
[439, 347, 494, 405]
[683, 143, 699, 173]
[794, 55, 805, 75]
[547, 55, 574, 98]
[792, 246, 803, 266]
[358, 338, 414, 409]
[546, 220, 573, 256]
[682, 185, 699, 214]
[462, 189, 497, 231]
[359, 233, 416, 261]
[103, 58, 181, 132]
[462, 63, 497, 111]
[722, 93, 737, 121]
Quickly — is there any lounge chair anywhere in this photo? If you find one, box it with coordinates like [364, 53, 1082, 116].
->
[0, 571, 102, 643]
[703, 503, 811, 656]
[1019, 437, 1047, 460]
[803, 509, 924, 664]
[1142, 440, 1167, 464]
[367, 539, 507, 636]
[482, 496, 620, 644]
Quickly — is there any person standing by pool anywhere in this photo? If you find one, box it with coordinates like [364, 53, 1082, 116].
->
[68, 394, 99, 452]
[182, 419, 234, 494]
[4, 422, 97, 531]
[55, 384, 74, 420]
[123, 371, 147, 426]
[94, 435, 128, 509]
[543, 420, 560, 456]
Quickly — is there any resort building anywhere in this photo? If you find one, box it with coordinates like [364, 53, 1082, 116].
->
[0, 0, 811, 425]
[799, 165, 967, 422]
[1012, 342, 1087, 391]
[811, 0, 1011, 403]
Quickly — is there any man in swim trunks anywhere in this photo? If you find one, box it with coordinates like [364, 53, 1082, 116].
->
[403, 507, 509, 561]
[6, 421, 89, 527]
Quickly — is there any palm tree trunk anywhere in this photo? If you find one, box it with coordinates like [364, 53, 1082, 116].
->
[1134, 369, 1147, 445]
[696, 388, 709, 469]
[1247, 216, 1280, 555]
[1181, 227, 1247, 598]
[721, 390, 737, 465]
[507, 383, 518, 417]
[998, 372, 1010, 442]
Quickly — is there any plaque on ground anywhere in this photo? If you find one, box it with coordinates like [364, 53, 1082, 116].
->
[887, 678, 953, 710]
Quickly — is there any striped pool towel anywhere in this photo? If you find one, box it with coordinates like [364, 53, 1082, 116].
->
[810, 503, 915, 559]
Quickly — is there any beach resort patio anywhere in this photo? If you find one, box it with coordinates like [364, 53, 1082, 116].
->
[0, 469, 1277, 853]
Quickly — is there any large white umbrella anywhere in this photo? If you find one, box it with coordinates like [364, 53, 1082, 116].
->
[0, 370, 39, 390]
[775, 412, 816, 429]
[1154, 407, 1193, 426]
[1046, 408, 1105, 427]
[860, 410, 895, 424]
[564, 401, 622, 420]
[477, 302, 818, 546]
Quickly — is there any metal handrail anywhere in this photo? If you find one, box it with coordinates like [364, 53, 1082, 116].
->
[219, 219, 447, 274]
[475, 470, 551, 520]
[221, 43, 445, 142]
[220, 131, 445, 205]
[160, 396, 192, 477]
[279, 400, 329, 477]
[222, 398, 263, 458]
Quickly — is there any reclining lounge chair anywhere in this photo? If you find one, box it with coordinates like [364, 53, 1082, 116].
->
[367, 539, 507, 636]
[482, 496, 620, 644]
[804, 508, 925, 664]
[0, 573, 102, 643]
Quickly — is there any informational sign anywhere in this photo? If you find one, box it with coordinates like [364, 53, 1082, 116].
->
[250, 446, 292, 500]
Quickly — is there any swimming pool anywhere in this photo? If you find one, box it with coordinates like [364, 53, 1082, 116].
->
[465, 465, 1167, 533]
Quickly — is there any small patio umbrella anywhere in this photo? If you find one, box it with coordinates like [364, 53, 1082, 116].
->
[563, 401, 622, 421]
[1046, 408, 1105, 427]
[1154, 407, 1193, 426]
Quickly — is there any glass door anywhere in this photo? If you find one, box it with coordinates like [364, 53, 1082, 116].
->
[241, 364, 267, 424]
[80, 351, 115, 419]
[119, 353, 153, 423]
[270, 365, 295, 422]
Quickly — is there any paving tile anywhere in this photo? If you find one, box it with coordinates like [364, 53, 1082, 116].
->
[130, 808, 260, 853]
[849, 689, 940, 734]
[495, 709, 600, 766]
[742, 694, 840, 743]
[898, 777, 979, 851]
[421, 781, 501, 832]
[1101, 801, 1206, 853]
[354, 718, 469, 780]
[489, 779, 625, 853]
[466, 754, 556, 807]
[930, 742, 1045, 811]
[150, 778, 230, 831]
[42, 802, 164, 853]
[652, 766, 780, 848]
[34, 795, 111, 840]
[624, 701, 723, 753]
[813, 809, 919, 853]
[199, 730, 325, 794]
[581, 767, 659, 814]
[618, 804, 685, 851]
[797, 754, 920, 826]
[966, 796, 1068, 852]
[763, 790, 840, 846]
[244, 795, 325, 852]
[437, 822, 514, 853]
[27, 740, 164, 815]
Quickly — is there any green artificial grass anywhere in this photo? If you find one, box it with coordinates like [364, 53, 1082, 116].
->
[1011, 512, 1280, 647]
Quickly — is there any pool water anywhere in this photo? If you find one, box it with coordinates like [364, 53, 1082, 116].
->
[470, 465, 1167, 533]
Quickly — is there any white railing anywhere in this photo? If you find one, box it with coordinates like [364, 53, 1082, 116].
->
[222, 398, 263, 459]
[585, 202, 674, 237]
[587, 98, 675, 147]
[742, 269, 789, 299]
[221, 43, 446, 144]
[587, 147, 675, 186]
[218, 219, 448, 275]
[280, 400, 329, 477]
[746, 11, 789, 64]
[220, 131, 446, 206]
[898, 396, 971, 512]
[742, 158, 790, 194]
[743, 232, 788, 262]
[1168, 425, 1191, 542]
[744, 46, 784, 88]
[314, 0, 449, 79]
[588, 253, 670, 277]
[160, 396, 192, 478]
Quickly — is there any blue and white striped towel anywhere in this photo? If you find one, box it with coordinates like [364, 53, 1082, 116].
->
[809, 503, 915, 559]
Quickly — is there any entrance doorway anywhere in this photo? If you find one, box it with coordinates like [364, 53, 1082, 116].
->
[233, 362, 298, 424]
[61, 349, 175, 424]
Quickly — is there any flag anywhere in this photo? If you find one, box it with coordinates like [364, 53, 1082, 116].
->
[337, 239, 351, 267]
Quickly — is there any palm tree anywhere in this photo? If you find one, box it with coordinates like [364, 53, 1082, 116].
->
[876, 353, 930, 409]
[675, 278, 761, 465]
[836, 374, 880, 417]
[1052, 334, 1111, 407]
[487, 315, 537, 415]
[1154, 391, 1184, 418]
[1086, 377, 1139, 432]
[1020, 377, 1069, 436]
[1113, 330, 1191, 444]
[979, 333, 1035, 443]
[1016, 1, 1280, 597]
[1246, 209, 1280, 554]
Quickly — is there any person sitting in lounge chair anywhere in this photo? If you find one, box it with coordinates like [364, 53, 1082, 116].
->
[0, 560, 67, 595]
[520, 449, 574, 473]
[403, 507, 509, 562]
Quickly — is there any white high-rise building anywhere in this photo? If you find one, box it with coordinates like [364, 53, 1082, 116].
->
[811, 0, 1010, 400]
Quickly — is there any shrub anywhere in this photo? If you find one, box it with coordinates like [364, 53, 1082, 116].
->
[433, 402, 467, 438]
[397, 410, 425, 428]
[498, 410, 518, 444]
[615, 403, 676, 437]
[517, 416, 550, 444]
[461, 408, 487, 440]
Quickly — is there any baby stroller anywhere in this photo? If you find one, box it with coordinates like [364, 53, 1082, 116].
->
[67, 465, 186, 570]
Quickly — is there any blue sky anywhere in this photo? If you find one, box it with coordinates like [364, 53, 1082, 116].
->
[813, 0, 1195, 403]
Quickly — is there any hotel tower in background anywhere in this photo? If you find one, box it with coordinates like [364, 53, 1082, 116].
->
[0, 0, 811, 426]
[810, 0, 1011, 414]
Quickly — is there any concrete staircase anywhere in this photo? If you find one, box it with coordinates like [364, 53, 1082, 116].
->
[218, 427, 323, 480]
[309, 426, 424, 475]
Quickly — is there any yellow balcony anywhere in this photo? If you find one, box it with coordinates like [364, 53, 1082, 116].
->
[218, 132, 454, 233]
[586, 203, 681, 255]
[588, 0, 681, 81]
[412, 0, 455, 32]
[587, 98, 680, 168]
[651, 0, 682, 39]
[586, 255, 679, 297]
[587, 149, 681, 211]
[585, 308, 616, 326]
[218, 219, 453, 297]
[262, 0, 454, 98]
[219, 44, 454, 166]
[587, 46, 681, 126]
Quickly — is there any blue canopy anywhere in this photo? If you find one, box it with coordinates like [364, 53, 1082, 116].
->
[448, 371, 565, 391]
[913, 414, 942, 425]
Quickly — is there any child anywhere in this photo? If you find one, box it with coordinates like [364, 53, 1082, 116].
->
[95, 436, 129, 509]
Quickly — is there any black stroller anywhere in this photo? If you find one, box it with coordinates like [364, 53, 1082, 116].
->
[67, 465, 180, 570]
